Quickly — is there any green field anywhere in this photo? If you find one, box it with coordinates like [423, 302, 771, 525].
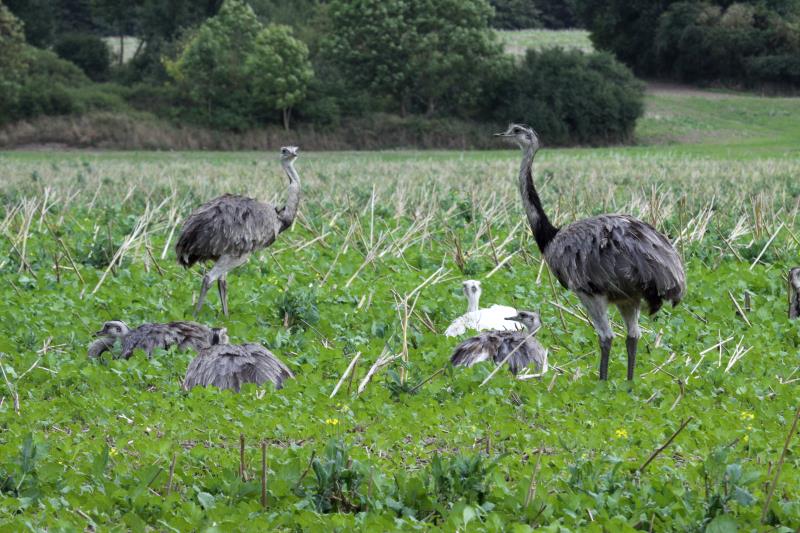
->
[498, 29, 594, 57]
[1, 88, 800, 531]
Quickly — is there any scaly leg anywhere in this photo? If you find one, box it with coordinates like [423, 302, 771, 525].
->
[218, 276, 228, 317]
[194, 274, 212, 317]
[577, 293, 613, 380]
[195, 254, 249, 317]
[618, 301, 641, 381]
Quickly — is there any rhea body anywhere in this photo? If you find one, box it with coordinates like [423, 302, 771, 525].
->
[88, 320, 228, 359]
[176, 146, 301, 316]
[790, 267, 800, 320]
[450, 310, 546, 375]
[496, 124, 685, 380]
[183, 342, 294, 392]
[445, 280, 522, 337]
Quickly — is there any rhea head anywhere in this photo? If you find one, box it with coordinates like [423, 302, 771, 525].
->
[95, 320, 130, 338]
[462, 279, 482, 312]
[211, 327, 229, 345]
[506, 310, 542, 333]
[495, 124, 540, 151]
[280, 146, 299, 162]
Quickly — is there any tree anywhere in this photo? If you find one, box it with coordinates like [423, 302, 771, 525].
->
[165, 0, 262, 129]
[165, 0, 313, 130]
[246, 25, 313, 129]
[55, 32, 111, 80]
[324, 0, 504, 116]
[410, 0, 506, 116]
[324, 0, 414, 113]
[489, 0, 543, 29]
[0, 2, 27, 124]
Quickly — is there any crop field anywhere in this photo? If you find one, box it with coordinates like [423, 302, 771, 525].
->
[1, 91, 800, 531]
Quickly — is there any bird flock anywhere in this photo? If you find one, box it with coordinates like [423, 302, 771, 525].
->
[87, 128, 800, 393]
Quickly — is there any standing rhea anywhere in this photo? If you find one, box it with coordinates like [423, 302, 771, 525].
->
[88, 320, 227, 359]
[790, 267, 800, 320]
[445, 280, 522, 336]
[451, 310, 547, 375]
[496, 124, 686, 380]
[176, 146, 301, 316]
[183, 342, 294, 392]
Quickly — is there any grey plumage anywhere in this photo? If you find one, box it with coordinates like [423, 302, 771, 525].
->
[790, 267, 800, 320]
[182, 343, 294, 392]
[451, 310, 546, 375]
[497, 124, 686, 380]
[175, 146, 301, 316]
[89, 320, 227, 359]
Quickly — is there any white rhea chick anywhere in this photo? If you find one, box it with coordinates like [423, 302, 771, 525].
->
[444, 280, 523, 337]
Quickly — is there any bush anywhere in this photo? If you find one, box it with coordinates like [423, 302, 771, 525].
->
[55, 33, 111, 81]
[497, 48, 644, 145]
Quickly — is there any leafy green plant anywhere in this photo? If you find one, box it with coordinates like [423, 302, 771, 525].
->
[297, 438, 367, 513]
[277, 285, 319, 329]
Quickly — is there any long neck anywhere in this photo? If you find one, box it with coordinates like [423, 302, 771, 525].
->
[791, 290, 800, 319]
[466, 291, 479, 313]
[518, 144, 558, 253]
[278, 160, 301, 233]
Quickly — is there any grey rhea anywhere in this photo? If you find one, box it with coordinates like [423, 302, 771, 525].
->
[88, 320, 228, 359]
[790, 267, 800, 320]
[176, 146, 301, 316]
[450, 310, 546, 375]
[496, 124, 686, 381]
[182, 343, 294, 392]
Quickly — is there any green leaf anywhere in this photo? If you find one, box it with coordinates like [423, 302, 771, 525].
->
[706, 514, 738, 533]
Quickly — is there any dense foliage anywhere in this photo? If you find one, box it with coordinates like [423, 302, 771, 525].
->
[54, 33, 111, 81]
[1, 0, 642, 145]
[164, 0, 312, 130]
[498, 48, 643, 144]
[579, 0, 800, 87]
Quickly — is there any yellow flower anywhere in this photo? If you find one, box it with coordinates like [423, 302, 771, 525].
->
[109, 447, 119, 457]
[740, 411, 754, 421]
[743, 435, 749, 443]
[746, 425, 753, 431]
[615, 429, 628, 439]
[325, 418, 339, 426]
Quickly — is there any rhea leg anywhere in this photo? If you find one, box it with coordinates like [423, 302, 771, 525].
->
[578, 293, 613, 380]
[195, 274, 213, 317]
[618, 301, 641, 381]
[218, 276, 228, 317]
[195, 254, 248, 317]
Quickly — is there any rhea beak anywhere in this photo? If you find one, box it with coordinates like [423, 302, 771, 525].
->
[506, 315, 521, 322]
[93, 330, 105, 337]
[494, 132, 511, 137]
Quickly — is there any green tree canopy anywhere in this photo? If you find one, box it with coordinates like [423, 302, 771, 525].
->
[246, 25, 313, 129]
[324, 0, 504, 117]
[165, 0, 312, 130]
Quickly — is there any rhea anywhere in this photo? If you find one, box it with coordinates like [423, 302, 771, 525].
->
[176, 146, 301, 316]
[451, 310, 546, 375]
[790, 267, 800, 320]
[496, 124, 686, 380]
[183, 342, 294, 392]
[444, 280, 522, 337]
[89, 320, 227, 359]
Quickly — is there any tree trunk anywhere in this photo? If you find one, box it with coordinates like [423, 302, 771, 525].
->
[282, 108, 291, 131]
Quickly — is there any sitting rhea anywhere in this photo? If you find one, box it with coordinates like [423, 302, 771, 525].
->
[445, 280, 522, 337]
[88, 320, 227, 359]
[183, 342, 294, 392]
[451, 310, 546, 375]
[790, 267, 800, 320]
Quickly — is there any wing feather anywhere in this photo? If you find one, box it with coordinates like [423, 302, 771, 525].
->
[176, 194, 279, 267]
